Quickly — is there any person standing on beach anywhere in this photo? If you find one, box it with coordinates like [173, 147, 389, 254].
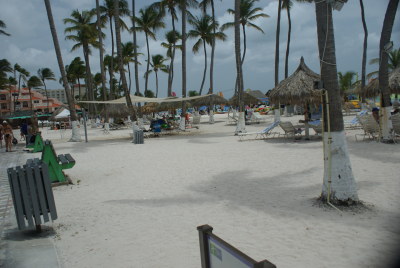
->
[2, 121, 14, 152]
[0, 123, 3, 149]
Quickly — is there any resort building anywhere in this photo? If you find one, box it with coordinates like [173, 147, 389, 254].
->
[0, 86, 64, 116]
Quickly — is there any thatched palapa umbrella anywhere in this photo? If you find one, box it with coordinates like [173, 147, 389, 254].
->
[230, 90, 267, 106]
[190, 94, 229, 106]
[268, 57, 321, 105]
[359, 68, 400, 98]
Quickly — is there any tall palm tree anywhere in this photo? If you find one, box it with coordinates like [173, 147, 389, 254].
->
[0, 59, 12, 88]
[145, 54, 168, 98]
[379, 0, 399, 142]
[114, 0, 136, 120]
[161, 30, 182, 96]
[43, 0, 80, 141]
[0, 20, 10, 36]
[188, 15, 226, 95]
[68, 57, 86, 99]
[131, 0, 141, 110]
[121, 41, 141, 93]
[37, 68, 56, 113]
[64, 9, 100, 115]
[27, 76, 43, 112]
[13, 65, 29, 112]
[359, 0, 368, 104]
[134, 7, 165, 93]
[95, 0, 109, 121]
[99, 0, 130, 100]
[221, 0, 269, 92]
[315, 1, 357, 204]
[181, 0, 187, 118]
[275, 0, 282, 87]
[234, 0, 245, 135]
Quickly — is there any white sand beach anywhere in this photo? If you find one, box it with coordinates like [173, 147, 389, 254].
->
[20, 113, 400, 268]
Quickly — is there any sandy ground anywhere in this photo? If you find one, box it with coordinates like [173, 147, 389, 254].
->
[24, 113, 400, 268]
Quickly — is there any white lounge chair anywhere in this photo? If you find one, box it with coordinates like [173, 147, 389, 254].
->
[355, 115, 380, 141]
[250, 112, 267, 124]
[238, 120, 280, 141]
[344, 110, 367, 129]
[279, 121, 304, 138]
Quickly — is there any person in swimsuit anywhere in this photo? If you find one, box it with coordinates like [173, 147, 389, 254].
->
[2, 121, 14, 152]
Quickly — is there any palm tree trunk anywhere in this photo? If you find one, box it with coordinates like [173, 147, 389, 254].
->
[128, 63, 132, 94]
[109, 19, 115, 100]
[96, 0, 109, 122]
[145, 33, 151, 93]
[284, 7, 291, 79]
[275, 0, 282, 86]
[82, 43, 94, 115]
[209, 0, 216, 95]
[131, 0, 142, 119]
[77, 78, 82, 100]
[241, 24, 246, 65]
[155, 71, 159, 98]
[199, 40, 207, 95]
[43, 0, 80, 141]
[114, 0, 137, 121]
[168, 16, 176, 97]
[359, 0, 367, 104]
[379, 0, 399, 142]
[315, 1, 357, 203]
[43, 81, 50, 113]
[235, 0, 245, 134]
[28, 86, 33, 112]
[181, 1, 187, 119]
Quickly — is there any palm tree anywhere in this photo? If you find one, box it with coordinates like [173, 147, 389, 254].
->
[27, 76, 43, 112]
[95, 0, 109, 121]
[0, 20, 10, 36]
[134, 7, 165, 94]
[359, 0, 368, 104]
[275, 0, 282, 88]
[188, 15, 226, 95]
[99, 0, 130, 100]
[64, 9, 100, 115]
[131, 0, 141, 108]
[145, 54, 168, 98]
[368, 48, 400, 78]
[0, 59, 12, 88]
[44, 0, 80, 141]
[161, 30, 182, 96]
[37, 68, 56, 113]
[121, 41, 141, 93]
[234, 0, 245, 134]
[378, 0, 399, 142]
[114, 0, 136, 120]
[338, 71, 356, 101]
[67, 57, 86, 100]
[181, 0, 187, 118]
[315, 1, 357, 204]
[13, 65, 29, 112]
[221, 0, 269, 92]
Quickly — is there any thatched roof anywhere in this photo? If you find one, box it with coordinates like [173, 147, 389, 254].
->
[358, 68, 400, 98]
[190, 94, 228, 106]
[229, 90, 267, 105]
[268, 57, 322, 105]
[100, 104, 130, 118]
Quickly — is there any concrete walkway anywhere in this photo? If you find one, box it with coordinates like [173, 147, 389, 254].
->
[0, 143, 60, 267]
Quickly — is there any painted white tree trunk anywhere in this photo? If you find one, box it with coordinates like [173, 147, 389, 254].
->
[381, 106, 393, 141]
[235, 112, 246, 134]
[179, 117, 186, 131]
[322, 131, 358, 201]
[69, 121, 82, 142]
[209, 110, 214, 124]
[91, 119, 97, 128]
[274, 107, 281, 122]
[284, 106, 288, 117]
[137, 118, 144, 130]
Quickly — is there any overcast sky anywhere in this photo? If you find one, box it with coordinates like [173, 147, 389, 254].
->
[0, 0, 399, 99]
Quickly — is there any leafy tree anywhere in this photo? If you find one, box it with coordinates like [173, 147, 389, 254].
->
[0, 20, 10, 36]
[368, 47, 400, 78]
[145, 54, 168, 98]
[144, 89, 155, 98]
[188, 90, 199, 97]
[338, 71, 356, 100]
[121, 41, 141, 93]
[64, 9, 101, 114]
[38, 68, 56, 113]
[221, 0, 269, 92]
[161, 30, 182, 96]
[188, 15, 226, 95]
[133, 6, 165, 93]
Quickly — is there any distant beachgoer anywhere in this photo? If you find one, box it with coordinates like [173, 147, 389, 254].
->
[372, 107, 380, 123]
[20, 122, 28, 141]
[0, 123, 3, 149]
[2, 121, 14, 152]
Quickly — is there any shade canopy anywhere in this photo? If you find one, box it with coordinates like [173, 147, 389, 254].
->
[229, 90, 267, 106]
[190, 94, 229, 106]
[79, 94, 216, 104]
[268, 57, 322, 105]
[358, 68, 400, 98]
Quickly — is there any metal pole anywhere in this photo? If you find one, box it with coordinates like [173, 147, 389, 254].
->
[82, 109, 88, 143]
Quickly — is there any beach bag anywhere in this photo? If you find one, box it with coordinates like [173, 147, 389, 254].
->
[12, 137, 18, 145]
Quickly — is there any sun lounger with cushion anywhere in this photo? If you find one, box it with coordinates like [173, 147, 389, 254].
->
[238, 120, 280, 141]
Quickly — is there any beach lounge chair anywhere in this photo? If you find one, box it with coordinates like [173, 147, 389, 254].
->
[238, 120, 280, 141]
[249, 112, 266, 124]
[344, 110, 367, 129]
[355, 115, 380, 141]
[279, 121, 304, 138]
[309, 120, 322, 135]
[391, 113, 400, 141]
